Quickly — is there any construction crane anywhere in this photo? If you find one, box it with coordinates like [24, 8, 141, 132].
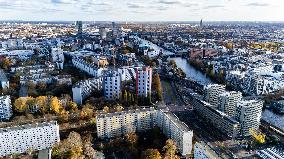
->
[249, 128, 266, 144]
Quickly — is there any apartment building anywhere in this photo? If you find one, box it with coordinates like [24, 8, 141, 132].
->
[0, 121, 60, 157]
[256, 145, 284, 159]
[136, 67, 152, 98]
[103, 70, 121, 100]
[192, 94, 241, 138]
[72, 57, 106, 77]
[96, 107, 193, 156]
[218, 91, 242, 117]
[236, 99, 264, 136]
[72, 77, 102, 105]
[157, 108, 193, 156]
[194, 142, 220, 159]
[0, 69, 9, 89]
[204, 84, 225, 108]
[0, 95, 12, 121]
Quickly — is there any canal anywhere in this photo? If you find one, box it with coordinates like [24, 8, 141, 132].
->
[168, 57, 212, 85]
[136, 36, 212, 85]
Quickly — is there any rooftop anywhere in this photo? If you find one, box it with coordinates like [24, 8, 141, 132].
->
[0, 69, 8, 82]
[0, 121, 58, 133]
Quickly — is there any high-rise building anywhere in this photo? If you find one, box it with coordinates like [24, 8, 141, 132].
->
[218, 91, 242, 117]
[0, 95, 12, 121]
[99, 27, 107, 40]
[96, 107, 193, 156]
[194, 141, 220, 159]
[200, 19, 203, 28]
[136, 67, 152, 98]
[0, 121, 60, 157]
[76, 21, 83, 36]
[103, 70, 122, 100]
[204, 84, 226, 108]
[236, 99, 264, 136]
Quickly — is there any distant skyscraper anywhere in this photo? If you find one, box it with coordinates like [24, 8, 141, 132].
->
[200, 19, 203, 27]
[76, 21, 83, 36]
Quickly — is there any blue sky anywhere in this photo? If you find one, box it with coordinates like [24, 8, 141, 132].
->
[0, 0, 283, 21]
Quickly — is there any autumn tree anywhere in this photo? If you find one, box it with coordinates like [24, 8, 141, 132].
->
[14, 97, 28, 113]
[1, 58, 11, 70]
[80, 105, 94, 120]
[115, 104, 124, 112]
[125, 132, 138, 147]
[163, 139, 180, 159]
[152, 73, 163, 101]
[38, 81, 47, 91]
[67, 101, 78, 112]
[142, 149, 162, 159]
[35, 96, 48, 114]
[50, 96, 62, 114]
[103, 106, 110, 113]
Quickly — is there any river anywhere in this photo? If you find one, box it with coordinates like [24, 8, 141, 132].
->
[136, 36, 212, 85]
[168, 57, 212, 85]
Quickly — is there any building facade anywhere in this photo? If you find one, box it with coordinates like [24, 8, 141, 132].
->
[96, 107, 193, 156]
[136, 67, 152, 97]
[0, 69, 9, 89]
[0, 121, 60, 157]
[236, 100, 264, 136]
[72, 77, 103, 105]
[204, 84, 225, 109]
[194, 142, 220, 159]
[0, 95, 12, 121]
[192, 95, 241, 138]
[103, 70, 121, 100]
[218, 91, 242, 117]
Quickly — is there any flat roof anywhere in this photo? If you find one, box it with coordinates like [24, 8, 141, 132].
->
[0, 121, 57, 133]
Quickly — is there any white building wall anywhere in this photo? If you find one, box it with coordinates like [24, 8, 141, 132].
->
[0, 95, 12, 121]
[0, 121, 60, 157]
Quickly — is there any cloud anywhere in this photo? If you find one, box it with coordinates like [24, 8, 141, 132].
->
[127, 3, 145, 9]
[246, 3, 270, 7]
[157, 0, 181, 5]
[182, 2, 199, 7]
[203, 5, 224, 9]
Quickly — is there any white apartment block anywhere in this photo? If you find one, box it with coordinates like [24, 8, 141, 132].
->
[0, 121, 60, 157]
[194, 142, 220, 159]
[204, 84, 225, 109]
[72, 77, 102, 105]
[96, 107, 193, 156]
[0, 95, 12, 121]
[0, 69, 9, 89]
[72, 57, 106, 77]
[236, 100, 264, 136]
[118, 66, 138, 81]
[136, 67, 152, 97]
[157, 108, 193, 156]
[51, 48, 64, 70]
[1, 39, 24, 49]
[103, 71, 121, 100]
[218, 91, 242, 117]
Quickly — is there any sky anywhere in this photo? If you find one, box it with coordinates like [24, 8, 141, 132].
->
[0, 0, 283, 21]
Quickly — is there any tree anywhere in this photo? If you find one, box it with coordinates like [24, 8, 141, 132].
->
[14, 97, 27, 113]
[103, 106, 110, 113]
[38, 81, 47, 91]
[115, 104, 124, 112]
[50, 96, 61, 114]
[163, 139, 179, 159]
[153, 73, 163, 101]
[1, 58, 11, 70]
[67, 101, 78, 112]
[35, 96, 48, 114]
[80, 105, 94, 120]
[125, 132, 138, 146]
[142, 149, 162, 159]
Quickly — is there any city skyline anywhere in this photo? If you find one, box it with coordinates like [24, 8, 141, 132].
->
[0, 0, 283, 21]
